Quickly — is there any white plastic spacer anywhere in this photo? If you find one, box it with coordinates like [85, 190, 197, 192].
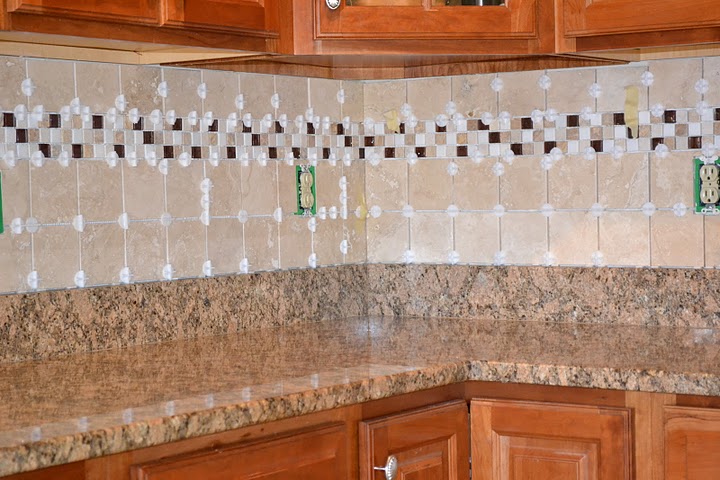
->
[115, 94, 127, 112]
[308, 253, 317, 268]
[119, 267, 132, 284]
[31, 151, 45, 168]
[235, 94, 245, 111]
[162, 264, 174, 281]
[402, 205, 414, 218]
[448, 251, 460, 265]
[118, 212, 129, 230]
[340, 239, 349, 255]
[72, 214, 85, 233]
[27, 270, 39, 290]
[202, 260, 213, 277]
[197, 82, 208, 99]
[178, 151, 191, 167]
[157, 81, 169, 98]
[239, 258, 250, 274]
[370, 206, 382, 218]
[10, 218, 23, 235]
[74, 270, 86, 288]
[273, 207, 283, 223]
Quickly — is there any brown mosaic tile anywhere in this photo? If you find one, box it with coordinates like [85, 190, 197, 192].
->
[566, 128, 579, 141]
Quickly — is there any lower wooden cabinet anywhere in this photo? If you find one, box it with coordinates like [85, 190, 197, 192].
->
[665, 406, 720, 479]
[470, 399, 632, 480]
[359, 400, 469, 480]
[131, 423, 348, 480]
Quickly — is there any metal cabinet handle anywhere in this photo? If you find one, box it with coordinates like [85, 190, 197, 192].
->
[326, 0, 341, 9]
[373, 455, 398, 480]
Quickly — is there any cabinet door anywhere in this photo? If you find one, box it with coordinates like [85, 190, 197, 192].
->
[560, 0, 720, 51]
[471, 399, 631, 480]
[6, 0, 159, 24]
[665, 406, 720, 479]
[359, 399, 469, 480]
[310, 0, 552, 55]
[131, 423, 347, 480]
[165, 0, 278, 34]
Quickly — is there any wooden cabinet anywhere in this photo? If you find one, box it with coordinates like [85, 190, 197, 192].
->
[5, 0, 160, 24]
[558, 0, 720, 52]
[470, 399, 632, 480]
[131, 423, 347, 480]
[665, 406, 720, 479]
[164, 0, 279, 35]
[359, 400, 469, 480]
[285, 0, 553, 55]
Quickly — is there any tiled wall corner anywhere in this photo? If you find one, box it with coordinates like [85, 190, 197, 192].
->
[0, 57, 366, 294]
[361, 57, 720, 269]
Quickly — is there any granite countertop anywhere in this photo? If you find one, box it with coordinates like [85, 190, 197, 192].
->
[2, 315, 720, 477]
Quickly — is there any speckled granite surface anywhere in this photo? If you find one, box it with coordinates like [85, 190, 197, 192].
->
[2, 315, 720, 476]
[367, 264, 720, 327]
[0, 266, 366, 363]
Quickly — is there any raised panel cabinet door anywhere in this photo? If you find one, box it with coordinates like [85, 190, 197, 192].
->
[130, 423, 347, 480]
[359, 399, 469, 480]
[471, 399, 632, 480]
[665, 406, 720, 479]
[165, 0, 279, 34]
[6, 0, 159, 24]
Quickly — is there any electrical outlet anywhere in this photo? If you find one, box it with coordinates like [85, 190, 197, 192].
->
[295, 165, 316, 216]
[695, 157, 720, 215]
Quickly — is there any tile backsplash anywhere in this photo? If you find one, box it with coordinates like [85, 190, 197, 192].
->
[1, 56, 720, 295]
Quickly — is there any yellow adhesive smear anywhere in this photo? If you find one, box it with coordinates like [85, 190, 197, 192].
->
[625, 85, 639, 139]
[384, 109, 400, 133]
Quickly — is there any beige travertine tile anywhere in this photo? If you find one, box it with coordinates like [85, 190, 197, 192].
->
[279, 216, 312, 269]
[75, 62, 120, 113]
[78, 161, 122, 221]
[501, 213, 546, 265]
[367, 212, 408, 263]
[409, 160, 452, 210]
[366, 160, 407, 210]
[309, 78, 342, 121]
[549, 211, 596, 266]
[364, 81, 407, 121]
[123, 163, 165, 220]
[27, 59, 74, 112]
[0, 56, 26, 108]
[162, 67, 202, 115]
[548, 154, 596, 209]
[547, 68, 596, 113]
[704, 56, 720, 105]
[208, 162, 243, 217]
[244, 217, 279, 271]
[241, 162, 278, 215]
[597, 153, 649, 209]
[81, 223, 124, 286]
[409, 213, 452, 263]
[278, 162, 298, 214]
[0, 161, 30, 219]
[315, 163, 342, 210]
[0, 232, 31, 293]
[451, 74, 497, 117]
[343, 215, 367, 264]
[239, 73, 276, 119]
[126, 222, 165, 282]
[705, 216, 720, 267]
[275, 76, 309, 120]
[650, 212, 703, 267]
[166, 161, 204, 219]
[649, 58, 703, 108]
[120, 65, 162, 112]
[650, 151, 694, 208]
[201, 69, 239, 118]
[599, 211, 650, 266]
[341, 80, 364, 122]
[207, 218, 244, 276]
[500, 156, 546, 210]
[314, 218, 344, 266]
[454, 213, 498, 264]
[596, 65, 648, 112]
[407, 77, 451, 120]
[31, 161, 77, 224]
[497, 70, 545, 116]
[34, 226, 79, 290]
[453, 159, 498, 210]
[168, 220, 205, 278]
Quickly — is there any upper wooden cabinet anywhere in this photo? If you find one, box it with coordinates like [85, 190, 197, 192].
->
[471, 399, 632, 480]
[6, 0, 159, 24]
[558, 0, 720, 52]
[164, 0, 279, 35]
[283, 0, 554, 55]
[359, 400, 470, 480]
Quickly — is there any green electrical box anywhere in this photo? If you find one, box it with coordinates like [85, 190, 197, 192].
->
[294, 165, 317, 216]
[694, 157, 720, 215]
